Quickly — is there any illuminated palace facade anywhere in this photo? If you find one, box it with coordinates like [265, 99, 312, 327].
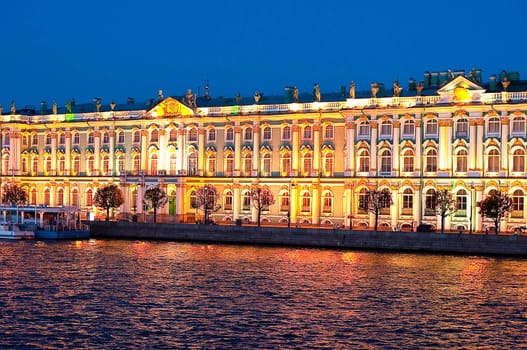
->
[1, 70, 527, 232]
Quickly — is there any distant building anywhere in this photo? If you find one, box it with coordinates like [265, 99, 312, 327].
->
[1, 69, 526, 232]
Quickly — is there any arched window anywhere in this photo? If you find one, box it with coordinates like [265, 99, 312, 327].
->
[208, 128, 216, 142]
[117, 155, 125, 174]
[282, 125, 291, 140]
[358, 121, 370, 138]
[425, 189, 436, 215]
[224, 190, 233, 211]
[102, 155, 110, 175]
[32, 134, 38, 145]
[425, 119, 438, 137]
[45, 156, 52, 173]
[323, 152, 334, 176]
[262, 126, 272, 141]
[301, 192, 311, 212]
[58, 155, 65, 174]
[512, 189, 524, 218]
[262, 154, 271, 176]
[303, 126, 312, 140]
[59, 133, 66, 145]
[133, 130, 141, 143]
[402, 120, 415, 137]
[117, 131, 125, 143]
[102, 131, 110, 144]
[324, 125, 334, 140]
[189, 191, 196, 210]
[487, 117, 500, 135]
[73, 132, 80, 145]
[380, 120, 392, 138]
[132, 154, 140, 175]
[169, 128, 177, 142]
[226, 128, 234, 142]
[243, 154, 252, 175]
[403, 149, 414, 172]
[21, 158, 28, 173]
[188, 128, 198, 142]
[358, 149, 370, 172]
[242, 190, 251, 210]
[2, 154, 9, 175]
[455, 118, 468, 138]
[44, 188, 50, 206]
[225, 154, 234, 175]
[72, 189, 79, 207]
[45, 133, 52, 145]
[280, 190, 290, 211]
[322, 192, 333, 213]
[72, 155, 80, 175]
[425, 149, 437, 172]
[487, 149, 500, 172]
[57, 188, 64, 206]
[31, 157, 38, 174]
[358, 188, 369, 213]
[207, 154, 216, 174]
[88, 132, 95, 144]
[456, 149, 468, 173]
[302, 152, 312, 174]
[87, 155, 95, 174]
[30, 188, 37, 205]
[243, 127, 253, 141]
[512, 149, 525, 172]
[86, 189, 93, 207]
[187, 151, 197, 175]
[281, 152, 291, 175]
[380, 149, 392, 173]
[456, 189, 467, 212]
[512, 116, 526, 135]
[402, 188, 413, 215]
[150, 129, 158, 143]
[169, 154, 177, 175]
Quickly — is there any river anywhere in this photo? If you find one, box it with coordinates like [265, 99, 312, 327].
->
[1, 239, 526, 349]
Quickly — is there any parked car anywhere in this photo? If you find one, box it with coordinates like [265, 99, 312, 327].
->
[416, 224, 435, 232]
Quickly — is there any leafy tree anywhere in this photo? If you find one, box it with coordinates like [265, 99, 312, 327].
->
[250, 185, 275, 227]
[435, 190, 457, 233]
[195, 184, 221, 224]
[360, 188, 392, 232]
[2, 184, 28, 206]
[93, 184, 124, 221]
[479, 191, 512, 234]
[143, 185, 168, 223]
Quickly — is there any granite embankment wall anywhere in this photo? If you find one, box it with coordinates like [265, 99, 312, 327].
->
[89, 222, 527, 256]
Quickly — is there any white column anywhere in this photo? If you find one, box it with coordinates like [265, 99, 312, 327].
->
[65, 130, 71, 176]
[346, 122, 355, 175]
[198, 127, 205, 176]
[393, 120, 400, 174]
[468, 120, 477, 170]
[311, 183, 320, 225]
[370, 121, 377, 175]
[234, 126, 241, 176]
[415, 118, 422, 173]
[292, 124, 300, 176]
[313, 122, 321, 176]
[177, 128, 185, 173]
[501, 116, 509, 173]
[159, 128, 167, 172]
[94, 129, 100, 176]
[252, 125, 260, 176]
[476, 120, 484, 171]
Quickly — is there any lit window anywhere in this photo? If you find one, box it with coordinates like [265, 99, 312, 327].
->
[226, 128, 234, 142]
[280, 191, 290, 211]
[243, 127, 253, 141]
[303, 126, 312, 140]
[169, 129, 177, 142]
[358, 121, 370, 138]
[487, 149, 500, 172]
[487, 117, 500, 135]
[402, 120, 414, 137]
[512, 189, 524, 218]
[455, 118, 468, 138]
[403, 149, 414, 172]
[262, 126, 272, 141]
[358, 149, 370, 172]
[301, 192, 311, 212]
[425, 119, 438, 137]
[456, 149, 468, 173]
[323, 153, 334, 175]
[282, 125, 291, 140]
[425, 149, 437, 172]
[456, 189, 467, 211]
[380, 149, 392, 173]
[208, 128, 216, 142]
[302, 152, 312, 174]
[324, 125, 334, 140]
[322, 192, 333, 213]
[513, 149, 525, 172]
[512, 116, 526, 135]
[380, 121, 392, 138]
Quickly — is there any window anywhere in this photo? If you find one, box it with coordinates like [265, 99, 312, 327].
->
[102, 155, 110, 174]
[358, 149, 370, 173]
[32, 134, 38, 145]
[456, 118, 468, 138]
[71, 189, 79, 207]
[324, 125, 334, 140]
[132, 155, 140, 175]
[44, 188, 50, 206]
[133, 130, 141, 143]
[512, 189, 524, 218]
[226, 128, 234, 142]
[88, 132, 95, 144]
[150, 154, 158, 175]
[169, 154, 177, 175]
[280, 191, 290, 211]
[189, 191, 196, 210]
[303, 126, 312, 140]
[512, 116, 526, 135]
[243, 154, 252, 175]
[45, 156, 52, 173]
[301, 192, 311, 212]
[487, 149, 500, 172]
[57, 188, 64, 206]
[302, 152, 312, 174]
[456, 189, 467, 211]
[358, 188, 369, 213]
[208, 128, 216, 142]
[322, 192, 333, 213]
[117, 131, 125, 143]
[72, 156, 80, 175]
[282, 125, 291, 140]
[425, 119, 438, 137]
[169, 128, 177, 142]
[380, 150, 392, 173]
[358, 121, 370, 138]
[32, 157, 38, 174]
[86, 189, 93, 207]
[58, 155, 65, 174]
[513, 149, 525, 172]
[380, 121, 392, 138]
[188, 128, 198, 142]
[117, 155, 125, 174]
[262, 126, 272, 141]
[187, 152, 197, 175]
[456, 149, 468, 173]
[207, 154, 216, 174]
[59, 133, 66, 145]
[225, 154, 234, 175]
[87, 155, 95, 174]
[21, 158, 28, 173]
[243, 127, 253, 141]
[487, 117, 500, 135]
[242, 190, 251, 210]
[323, 153, 334, 175]
[73, 133, 80, 145]
[402, 120, 415, 137]
[425, 189, 436, 215]
[281, 152, 291, 175]
[224, 191, 233, 211]
[425, 149, 437, 172]
[262, 154, 271, 176]
[402, 188, 413, 214]
[403, 149, 414, 172]
[22, 135, 28, 147]
[30, 188, 37, 205]
[45, 134, 52, 145]
[102, 132, 110, 144]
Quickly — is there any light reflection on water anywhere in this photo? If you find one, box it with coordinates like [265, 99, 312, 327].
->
[1, 239, 526, 349]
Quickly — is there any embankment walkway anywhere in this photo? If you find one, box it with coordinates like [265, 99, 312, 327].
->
[89, 222, 527, 256]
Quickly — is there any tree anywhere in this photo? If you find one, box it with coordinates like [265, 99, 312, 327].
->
[143, 185, 168, 223]
[435, 190, 457, 233]
[250, 185, 275, 227]
[195, 184, 221, 224]
[93, 184, 124, 221]
[2, 184, 28, 206]
[479, 191, 512, 234]
[360, 188, 392, 232]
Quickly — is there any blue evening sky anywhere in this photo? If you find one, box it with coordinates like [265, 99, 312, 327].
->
[1, 0, 526, 108]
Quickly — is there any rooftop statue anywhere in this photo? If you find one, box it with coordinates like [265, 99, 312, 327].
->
[502, 76, 511, 92]
[185, 89, 197, 108]
[236, 93, 242, 105]
[447, 69, 455, 80]
[293, 87, 299, 102]
[313, 83, 321, 102]
[416, 82, 424, 96]
[10, 101, 15, 114]
[52, 100, 57, 115]
[0, 104, 2, 115]
[393, 80, 403, 97]
[110, 101, 116, 111]
[66, 100, 72, 113]
[349, 81, 355, 99]
[371, 82, 379, 98]
[158, 89, 164, 101]
[96, 99, 102, 113]
[254, 91, 261, 104]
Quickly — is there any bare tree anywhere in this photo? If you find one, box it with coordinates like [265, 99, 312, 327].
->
[250, 185, 275, 227]
[479, 191, 512, 234]
[143, 185, 168, 223]
[434, 190, 457, 233]
[359, 188, 392, 232]
[93, 184, 124, 221]
[2, 184, 28, 206]
[195, 184, 221, 224]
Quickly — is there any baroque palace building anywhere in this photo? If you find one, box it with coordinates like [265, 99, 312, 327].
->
[1, 69, 527, 232]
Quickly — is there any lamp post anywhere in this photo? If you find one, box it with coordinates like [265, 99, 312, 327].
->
[470, 183, 475, 234]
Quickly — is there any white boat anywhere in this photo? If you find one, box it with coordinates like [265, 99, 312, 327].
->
[0, 223, 35, 240]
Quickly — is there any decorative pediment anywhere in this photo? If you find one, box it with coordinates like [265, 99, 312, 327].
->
[147, 97, 196, 118]
[436, 76, 486, 103]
